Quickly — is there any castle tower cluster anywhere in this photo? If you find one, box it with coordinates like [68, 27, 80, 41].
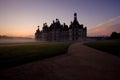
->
[35, 13, 87, 41]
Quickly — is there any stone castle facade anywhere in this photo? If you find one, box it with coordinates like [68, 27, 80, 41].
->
[35, 13, 87, 41]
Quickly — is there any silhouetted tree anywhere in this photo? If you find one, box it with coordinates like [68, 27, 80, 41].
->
[110, 32, 120, 39]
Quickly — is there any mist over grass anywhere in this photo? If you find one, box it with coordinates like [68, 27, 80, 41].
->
[0, 42, 70, 68]
[0, 38, 36, 43]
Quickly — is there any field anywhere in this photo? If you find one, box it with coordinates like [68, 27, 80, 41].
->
[84, 39, 120, 56]
[0, 42, 70, 68]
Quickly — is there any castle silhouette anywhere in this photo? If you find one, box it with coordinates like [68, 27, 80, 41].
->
[35, 13, 87, 41]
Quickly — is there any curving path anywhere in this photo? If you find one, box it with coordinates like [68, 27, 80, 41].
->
[0, 43, 120, 80]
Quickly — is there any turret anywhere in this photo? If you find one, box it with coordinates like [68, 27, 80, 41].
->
[35, 25, 41, 40]
[37, 26, 40, 30]
[36, 26, 40, 33]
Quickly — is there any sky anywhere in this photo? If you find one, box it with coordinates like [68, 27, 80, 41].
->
[89, 16, 120, 36]
[0, 0, 120, 37]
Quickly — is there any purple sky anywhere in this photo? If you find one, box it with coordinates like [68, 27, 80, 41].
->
[0, 0, 120, 37]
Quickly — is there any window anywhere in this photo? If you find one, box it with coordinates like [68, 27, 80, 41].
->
[76, 37, 78, 40]
[72, 37, 74, 40]
[76, 32, 78, 35]
[72, 32, 74, 36]
[73, 29, 74, 31]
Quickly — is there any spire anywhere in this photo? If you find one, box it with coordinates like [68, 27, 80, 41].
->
[74, 13, 77, 20]
[38, 26, 39, 29]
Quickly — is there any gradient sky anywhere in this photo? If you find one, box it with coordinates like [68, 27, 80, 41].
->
[0, 0, 120, 37]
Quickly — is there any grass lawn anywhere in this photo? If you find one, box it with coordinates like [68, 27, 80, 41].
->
[0, 42, 70, 68]
[84, 39, 120, 56]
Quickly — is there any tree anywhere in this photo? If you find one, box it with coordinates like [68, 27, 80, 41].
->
[110, 32, 120, 39]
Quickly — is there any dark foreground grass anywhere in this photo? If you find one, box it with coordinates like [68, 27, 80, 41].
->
[84, 39, 120, 56]
[0, 42, 70, 68]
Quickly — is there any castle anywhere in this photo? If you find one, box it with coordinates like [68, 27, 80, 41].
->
[35, 13, 87, 41]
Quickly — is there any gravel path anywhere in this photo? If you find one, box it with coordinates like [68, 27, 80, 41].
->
[0, 43, 120, 80]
